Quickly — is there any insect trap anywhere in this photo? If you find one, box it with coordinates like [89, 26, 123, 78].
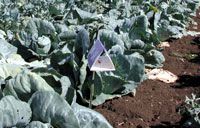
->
[87, 39, 115, 108]
[87, 39, 115, 71]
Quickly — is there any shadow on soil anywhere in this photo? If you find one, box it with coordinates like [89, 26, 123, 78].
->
[190, 54, 200, 64]
[189, 37, 200, 64]
[150, 114, 189, 128]
[171, 75, 200, 88]
[150, 124, 186, 128]
[150, 124, 182, 128]
[193, 37, 200, 45]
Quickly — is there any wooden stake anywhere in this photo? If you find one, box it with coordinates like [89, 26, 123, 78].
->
[89, 71, 95, 108]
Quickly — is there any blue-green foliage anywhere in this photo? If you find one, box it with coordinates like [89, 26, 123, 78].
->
[0, 0, 199, 127]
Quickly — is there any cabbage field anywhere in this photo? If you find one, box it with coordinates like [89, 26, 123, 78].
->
[0, 0, 199, 127]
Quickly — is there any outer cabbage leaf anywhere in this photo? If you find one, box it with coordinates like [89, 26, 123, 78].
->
[25, 121, 53, 128]
[185, 0, 199, 14]
[32, 67, 63, 88]
[36, 36, 51, 54]
[156, 20, 170, 41]
[1, 54, 48, 69]
[50, 51, 71, 73]
[18, 18, 56, 56]
[0, 64, 23, 79]
[58, 30, 77, 41]
[75, 29, 90, 55]
[54, 24, 69, 33]
[28, 91, 80, 128]
[153, 12, 162, 34]
[79, 55, 88, 86]
[108, 45, 124, 55]
[120, 33, 132, 50]
[99, 29, 124, 50]
[0, 81, 3, 100]
[0, 39, 17, 58]
[25, 18, 55, 36]
[144, 49, 165, 68]
[0, 95, 32, 127]
[130, 39, 145, 49]
[121, 18, 135, 33]
[109, 52, 145, 82]
[51, 51, 80, 83]
[168, 25, 188, 39]
[49, 1, 66, 16]
[103, 17, 123, 30]
[129, 15, 151, 41]
[3, 70, 54, 101]
[73, 8, 100, 24]
[32, 67, 76, 105]
[0, 30, 6, 40]
[92, 93, 122, 106]
[72, 103, 113, 128]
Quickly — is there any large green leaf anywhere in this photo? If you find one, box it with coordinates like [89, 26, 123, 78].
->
[102, 53, 144, 93]
[50, 51, 80, 84]
[32, 67, 63, 87]
[0, 39, 17, 58]
[185, 0, 199, 12]
[0, 54, 47, 69]
[92, 93, 121, 106]
[77, 72, 103, 104]
[18, 18, 56, 56]
[49, 2, 66, 16]
[0, 64, 23, 79]
[0, 81, 3, 100]
[0, 29, 6, 40]
[36, 36, 51, 54]
[74, 8, 99, 24]
[153, 12, 162, 34]
[101, 75, 127, 94]
[156, 20, 170, 41]
[129, 15, 151, 41]
[25, 121, 53, 128]
[130, 39, 145, 49]
[54, 24, 69, 33]
[58, 30, 77, 41]
[144, 49, 165, 68]
[99, 29, 124, 50]
[108, 45, 124, 55]
[168, 25, 188, 39]
[3, 70, 54, 101]
[72, 103, 113, 128]
[79, 55, 88, 86]
[28, 91, 80, 128]
[0, 95, 32, 127]
[103, 17, 124, 30]
[110, 52, 145, 82]
[25, 18, 55, 36]
[75, 29, 90, 55]
[121, 18, 135, 33]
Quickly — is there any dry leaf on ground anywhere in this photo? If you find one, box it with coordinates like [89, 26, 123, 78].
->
[157, 42, 170, 49]
[147, 69, 178, 83]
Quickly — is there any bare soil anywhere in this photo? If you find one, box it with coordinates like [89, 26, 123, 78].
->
[94, 8, 200, 128]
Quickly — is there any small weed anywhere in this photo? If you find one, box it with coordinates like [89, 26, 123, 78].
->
[170, 52, 198, 61]
[182, 94, 200, 128]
